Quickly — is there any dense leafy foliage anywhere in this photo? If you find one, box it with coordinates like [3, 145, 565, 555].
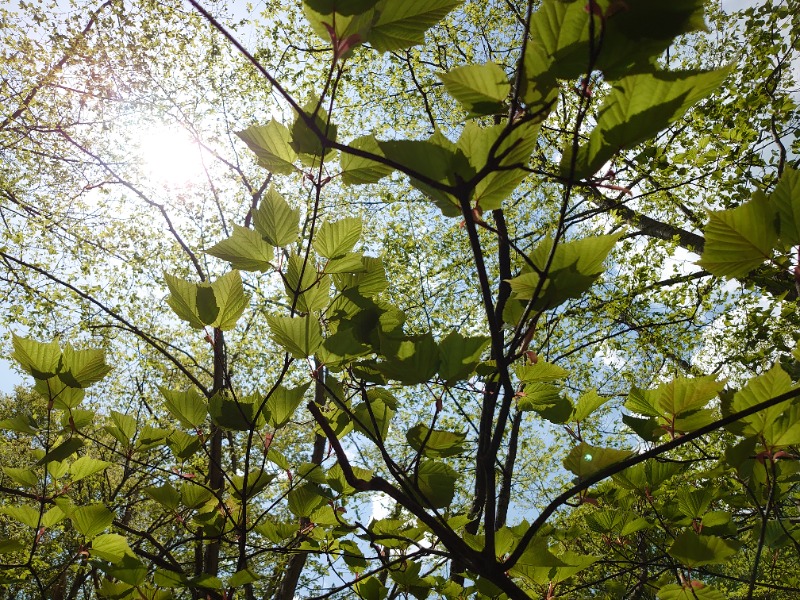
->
[1, 0, 800, 598]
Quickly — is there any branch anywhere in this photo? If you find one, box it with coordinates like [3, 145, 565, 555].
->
[504, 384, 800, 569]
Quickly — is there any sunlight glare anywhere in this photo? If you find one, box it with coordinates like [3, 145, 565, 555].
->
[138, 126, 204, 187]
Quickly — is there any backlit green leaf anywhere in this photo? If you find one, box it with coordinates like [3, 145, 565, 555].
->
[563, 67, 731, 180]
[698, 191, 778, 277]
[237, 122, 296, 174]
[367, 0, 462, 52]
[313, 218, 362, 259]
[207, 224, 274, 272]
[772, 167, 800, 245]
[438, 62, 509, 116]
[667, 531, 740, 567]
[267, 315, 323, 358]
[564, 442, 633, 479]
[406, 424, 467, 458]
[254, 186, 300, 247]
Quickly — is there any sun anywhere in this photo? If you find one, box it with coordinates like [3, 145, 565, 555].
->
[137, 126, 204, 188]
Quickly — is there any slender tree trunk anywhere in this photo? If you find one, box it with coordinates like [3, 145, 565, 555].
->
[273, 362, 327, 600]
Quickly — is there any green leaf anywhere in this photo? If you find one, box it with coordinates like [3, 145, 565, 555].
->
[58, 344, 112, 388]
[287, 483, 327, 517]
[564, 442, 633, 480]
[267, 315, 323, 358]
[207, 224, 275, 272]
[352, 392, 394, 440]
[456, 121, 539, 211]
[772, 167, 800, 245]
[654, 375, 724, 418]
[72, 503, 115, 539]
[509, 234, 621, 310]
[563, 67, 731, 180]
[332, 255, 388, 295]
[228, 568, 260, 588]
[0, 505, 40, 528]
[290, 99, 338, 157]
[167, 430, 202, 460]
[91, 533, 133, 564]
[303, 1, 377, 44]
[160, 387, 207, 429]
[265, 384, 310, 429]
[378, 135, 467, 217]
[437, 331, 490, 385]
[658, 582, 727, 600]
[438, 63, 509, 116]
[667, 531, 740, 567]
[284, 254, 330, 312]
[406, 424, 467, 458]
[70, 456, 111, 482]
[698, 191, 779, 277]
[530, 0, 708, 81]
[208, 392, 264, 431]
[732, 364, 793, 436]
[209, 270, 249, 330]
[231, 470, 276, 500]
[340, 135, 394, 184]
[0, 414, 38, 434]
[415, 460, 457, 509]
[254, 186, 300, 247]
[3, 467, 38, 488]
[237, 122, 296, 174]
[144, 483, 181, 511]
[313, 218, 362, 259]
[34, 376, 84, 409]
[572, 389, 609, 422]
[303, 0, 380, 16]
[11, 335, 61, 380]
[376, 332, 439, 384]
[367, 0, 462, 52]
[37, 437, 84, 465]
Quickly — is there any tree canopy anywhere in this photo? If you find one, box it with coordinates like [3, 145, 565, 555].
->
[1, 0, 800, 598]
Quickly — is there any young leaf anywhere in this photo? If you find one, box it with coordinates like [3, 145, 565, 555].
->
[698, 192, 778, 277]
[290, 99, 338, 157]
[91, 533, 134, 564]
[267, 315, 323, 358]
[438, 62, 510, 116]
[71, 503, 115, 539]
[437, 331, 490, 385]
[367, 0, 463, 52]
[253, 186, 300, 247]
[340, 135, 394, 184]
[667, 531, 740, 567]
[287, 483, 327, 517]
[313, 218, 362, 259]
[164, 272, 205, 329]
[58, 344, 112, 388]
[572, 389, 609, 423]
[208, 270, 249, 330]
[236, 122, 296, 174]
[70, 456, 111, 483]
[564, 442, 633, 480]
[415, 460, 457, 509]
[160, 387, 208, 429]
[562, 67, 731, 180]
[11, 335, 61, 380]
[772, 167, 800, 245]
[731, 364, 793, 436]
[206, 224, 275, 272]
[265, 383, 310, 429]
[406, 424, 467, 458]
